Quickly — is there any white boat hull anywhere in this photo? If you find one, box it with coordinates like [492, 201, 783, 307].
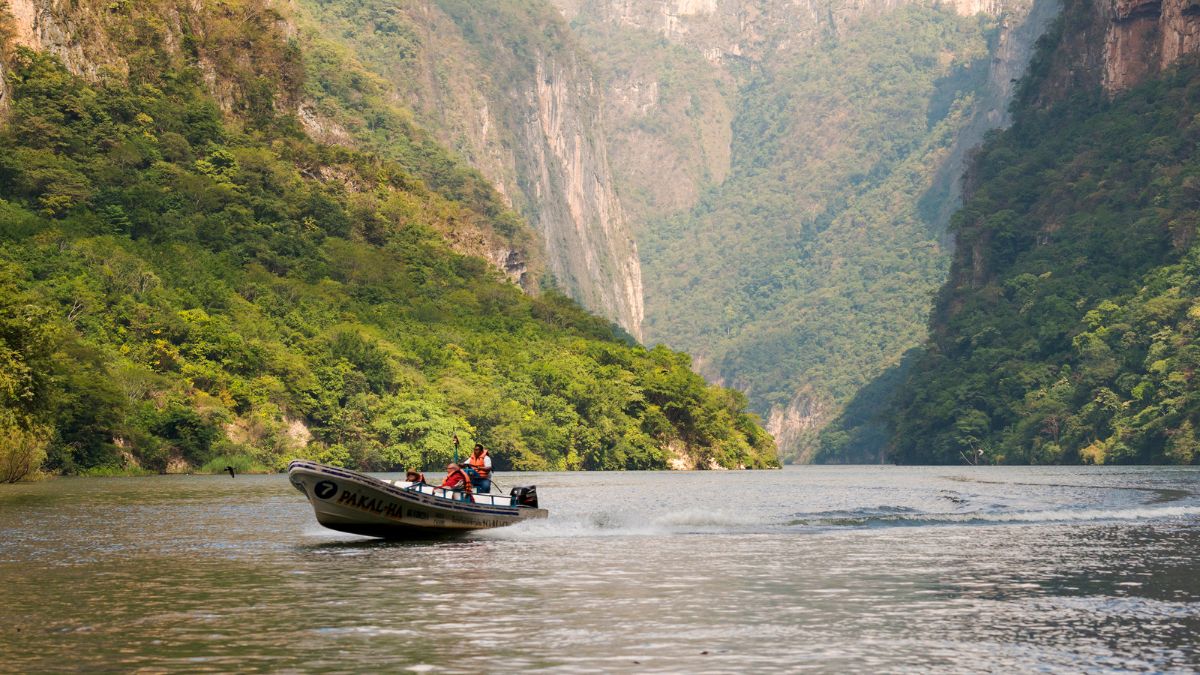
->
[288, 460, 547, 538]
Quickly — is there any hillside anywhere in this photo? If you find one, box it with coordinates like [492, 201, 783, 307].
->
[554, 0, 1053, 462]
[825, 0, 1200, 465]
[292, 0, 645, 336]
[0, 0, 777, 476]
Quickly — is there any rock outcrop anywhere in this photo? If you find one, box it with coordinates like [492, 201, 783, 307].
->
[296, 1, 645, 337]
[526, 55, 644, 335]
[1029, 0, 1200, 104]
[764, 390, 827, 464]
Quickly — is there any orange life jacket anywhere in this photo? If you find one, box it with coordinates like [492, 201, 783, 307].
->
[467, 451, 491, 478]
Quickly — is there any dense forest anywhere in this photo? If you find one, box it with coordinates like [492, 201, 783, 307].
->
[0, 2, 776, 479]
[639, 6, 1003, 460]
[823, 16, 1200, 464]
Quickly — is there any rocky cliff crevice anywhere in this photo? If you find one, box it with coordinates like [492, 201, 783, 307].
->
[927, 0, 1061, 236]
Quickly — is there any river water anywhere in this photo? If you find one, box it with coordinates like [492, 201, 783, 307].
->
[1, 466, 1198, 673]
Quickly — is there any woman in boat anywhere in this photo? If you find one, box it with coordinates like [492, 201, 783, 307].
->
[405, 470, 426, 485]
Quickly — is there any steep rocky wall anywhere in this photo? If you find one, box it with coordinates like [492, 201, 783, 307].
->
[559, 0, 1049, 247]
[526, 54, 644, 334]
[926, 0, 1061, 234]
[558, 0, 1056, 461]
[1029, 0, 1200, 105]
[559, 0, 1018, 64]
[296, 0, 644, 337]
[4, 0, 110, 77]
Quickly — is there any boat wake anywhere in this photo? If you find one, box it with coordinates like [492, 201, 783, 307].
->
[478, 507, 764, 539]
[481, 502, 1200, 539]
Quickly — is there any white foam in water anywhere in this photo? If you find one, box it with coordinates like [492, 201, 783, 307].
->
[651, 508, 760, 528]
[479, 507, 767, 540]
[485, 503, 1200, 539]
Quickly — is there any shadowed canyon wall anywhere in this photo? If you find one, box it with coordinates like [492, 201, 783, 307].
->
[836, 0, 1200, 465]
[556, 0, 1059, 461]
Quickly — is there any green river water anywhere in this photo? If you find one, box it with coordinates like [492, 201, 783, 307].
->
[1, 466, 1198, 672]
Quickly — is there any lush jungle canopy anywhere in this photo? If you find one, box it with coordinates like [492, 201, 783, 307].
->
[824, 40, 1200, 465]
[0, 3, 776, 477]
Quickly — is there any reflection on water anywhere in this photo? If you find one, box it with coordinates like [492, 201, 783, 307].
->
[1, 466, 1198, 672]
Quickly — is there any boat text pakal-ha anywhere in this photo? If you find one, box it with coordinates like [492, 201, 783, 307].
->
[288, 460, 548, 538]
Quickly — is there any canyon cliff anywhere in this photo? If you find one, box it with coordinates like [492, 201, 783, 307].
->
[847, 0, 1200, 464]
[296, 0, 644, 337]
[556, 0, 1057, 461]
[1027, 0, 1200, 101]
[0, 0, 777, 474]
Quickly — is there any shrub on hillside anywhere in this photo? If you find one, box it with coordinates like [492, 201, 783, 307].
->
[0, 423, 48, 483]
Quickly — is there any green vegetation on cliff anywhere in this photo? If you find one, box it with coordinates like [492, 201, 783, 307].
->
[827, 52, 1200, 465]
[0, 4, 775, 476]
[640, 6, 999, 461]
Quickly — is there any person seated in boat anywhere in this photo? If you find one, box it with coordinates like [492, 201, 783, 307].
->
[405, 470, 426, 485]
[464, 443, 492, 494]
[440, 463, 473, 502]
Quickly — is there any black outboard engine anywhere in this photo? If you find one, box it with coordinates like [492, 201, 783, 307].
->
[510, 486, 538, 508]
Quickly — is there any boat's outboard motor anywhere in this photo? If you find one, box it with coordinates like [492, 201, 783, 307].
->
[510, 486, 538, 508]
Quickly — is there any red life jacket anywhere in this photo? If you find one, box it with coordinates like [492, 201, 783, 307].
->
[467, 451, 491, 478]
[441, 468, 472, 492]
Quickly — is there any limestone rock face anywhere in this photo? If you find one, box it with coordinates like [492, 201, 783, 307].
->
[1106, 0, 1200, 91]
[296, 1, 644, 337]
[1030, 0, 1200, 104]
[764, 390, 827, 464]
[5, 0, 112, 79]
[526, 55, 644, 336]
[557, 0, 1055, 461]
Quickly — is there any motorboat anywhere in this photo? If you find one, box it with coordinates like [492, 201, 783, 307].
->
[287, 460, 547, 538]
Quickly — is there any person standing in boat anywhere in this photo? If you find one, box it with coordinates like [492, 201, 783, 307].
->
[465, 443, 492, 494]
[440, 462, 473, 501]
